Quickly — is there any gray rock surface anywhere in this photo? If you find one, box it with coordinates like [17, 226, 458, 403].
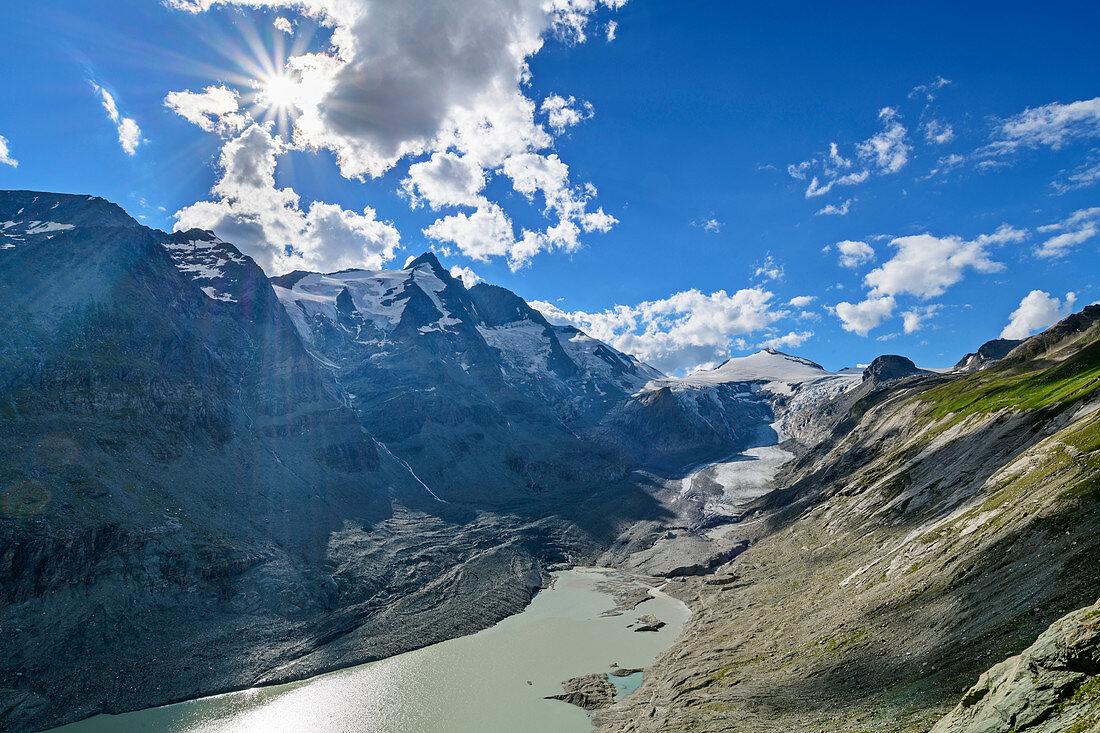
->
[862, 354, 925, 385]
[624, 530, 747, 577]
[633, 614, 666, 632]
[931, 599, 1100, 733]
[547, 673, 619, 710]
[953, 338, 1025, 372]
[597, 308, 1100, 733]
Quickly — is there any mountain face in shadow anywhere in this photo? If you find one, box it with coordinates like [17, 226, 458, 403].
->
[0, 191, 674, 731]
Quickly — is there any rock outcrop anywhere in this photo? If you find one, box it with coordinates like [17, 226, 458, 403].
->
[862, 354, 925, 385]
[931, 599, 1100, 733]
[547, 673, 619, 710]
[954, 338, 1025, 372]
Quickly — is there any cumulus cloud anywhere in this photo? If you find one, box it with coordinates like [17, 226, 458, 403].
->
[605, 20, 617, 41]
[758, 330, 813, 350]
[788, 295, 816, 307]
[864, 227, 1021, 299]
[541, 94, 594, 133]
[273, 16, 293, 33]
[834, 295, 896, 337]
[1034, 207, 1100, 258]
[166, 0, 627, 270]
[174, 124, 399, 274]
[532, 286, 787, 374]
[164, 85, 248, 135]
[0, 135, 16, 167]
[92, 83, 141, 155]
[402, 152, 487, 209]
[833, 225, 1025, 336]
[449, 265, 482, 287]
[1000, 290, 1078, 339]
[832, 240, 875, 269]
[422, 203, 514, 262]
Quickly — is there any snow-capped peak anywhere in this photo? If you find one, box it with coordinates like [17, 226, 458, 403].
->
[676, 349, 830, 386]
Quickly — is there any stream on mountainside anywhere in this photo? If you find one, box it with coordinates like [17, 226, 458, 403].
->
[49, 569, 689, 733]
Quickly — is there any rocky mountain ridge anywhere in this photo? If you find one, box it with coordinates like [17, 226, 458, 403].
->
[596, 305, 1100, 732]
[0, 190, 671, 732]
[3, 189, 1094, 733]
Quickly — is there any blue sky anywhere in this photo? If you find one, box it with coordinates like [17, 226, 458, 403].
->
[1, 1, 1098, 374]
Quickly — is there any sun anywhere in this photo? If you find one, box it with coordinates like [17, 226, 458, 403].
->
[257, 71, 300, 113]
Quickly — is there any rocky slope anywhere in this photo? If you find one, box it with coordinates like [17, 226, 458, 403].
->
[931, 596, 1100, 733]
[597, 306, 1100, 732]
[0, 191, 668, 732]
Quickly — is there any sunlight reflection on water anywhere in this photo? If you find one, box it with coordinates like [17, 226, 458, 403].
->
[50, 569, 689, 733]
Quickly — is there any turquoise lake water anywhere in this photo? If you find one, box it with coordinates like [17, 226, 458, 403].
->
[50, 568, 689, 733]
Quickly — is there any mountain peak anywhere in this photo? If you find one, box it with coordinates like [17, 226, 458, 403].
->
[862, 354, 925, 385]
[679, 348, 830, 386]
[404, 251, 446, 274]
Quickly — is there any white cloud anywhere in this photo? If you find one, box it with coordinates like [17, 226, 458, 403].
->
[167, 0, 627, 270]
[788, 295, 815, 307]
[754, 254, 784, 281]
[1034, 207, 1100, 259]
[909, 76, 951, 102]
[174, 124, 399, 274]
[605, 20, 617, 41]
[273, 16, 293, 33]
[834, 295, 895, 337]
[901, 304, 939, 334]
[0, 135, 17, 167]
[164, 85, 248, 135]
[831, 225, 1026, 337]
[787, 160, 811, 180]
[815, 199, 851, 216]
[758, 330, 813, 350]
[691, 217, 722, 233]
[449, 265, 482, 287]
[804, 170, 868, 198]
[541, 94, 593, 134]
[923, 119, 955, 145]
[786, 105, 909, 197]
[92, 83, 142, 155]
[864, 229, 1016, 299]
[828, 142, 850, 168]
[1000, 290, 1078, 339]
[532, 286, 787, 374]
[1052, 155, 1100, 193]
[402, 152, 487, 209]
[987, 97, 1100, 155]
[423, 203, 514, 262]
[856, 107, 910, 174]
[834, 240, 875, 269]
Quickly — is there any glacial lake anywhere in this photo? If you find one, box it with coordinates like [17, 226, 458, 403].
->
[51, 568, 689, 733]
